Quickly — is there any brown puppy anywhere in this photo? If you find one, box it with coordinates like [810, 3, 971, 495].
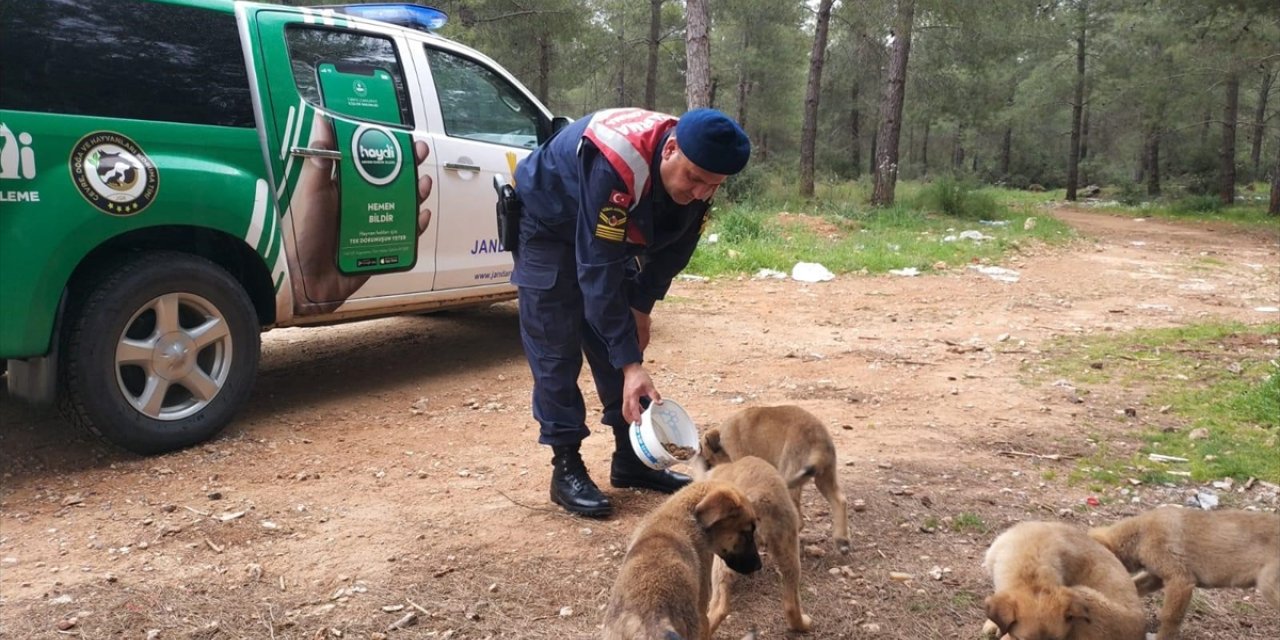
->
[699, 405, 850, 553]
[1088, 507, 1280, 640]
[603, 481, 763, 640]
[706, 456, 812, 634]
[982, 521, 1146, 640]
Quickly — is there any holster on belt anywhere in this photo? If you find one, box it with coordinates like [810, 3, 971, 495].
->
[492, 174, 522, 252]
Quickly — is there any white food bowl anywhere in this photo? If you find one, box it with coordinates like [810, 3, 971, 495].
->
[629, 399, 701, 470]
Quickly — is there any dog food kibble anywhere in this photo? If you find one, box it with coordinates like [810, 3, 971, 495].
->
[662, 442, 695, 460]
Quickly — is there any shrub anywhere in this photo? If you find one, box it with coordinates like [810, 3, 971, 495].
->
[1116, 181, 1147, 206]
[914, 176, 999, 220]
[1170, 195, 1224, 214]
[717, 161, 769, 203]
[713, 207, 768, 243]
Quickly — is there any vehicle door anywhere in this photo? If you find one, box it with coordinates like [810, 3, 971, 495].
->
[411, 43, 550, 290]
[252, 9, 441, 312]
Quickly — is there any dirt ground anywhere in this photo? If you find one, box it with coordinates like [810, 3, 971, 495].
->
[2, 208, 1278, 640]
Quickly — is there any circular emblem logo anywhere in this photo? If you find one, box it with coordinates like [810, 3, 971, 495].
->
[69, 132, 159, 216]
[353, 80, 368, 97]
[351, 125, 402, 186]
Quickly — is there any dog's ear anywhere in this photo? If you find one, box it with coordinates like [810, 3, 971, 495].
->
[984, 592, 1017, 636]
[1064, 590, 1092, 626]
[703, 429, 723, 454]
[695, 485, 744, 530]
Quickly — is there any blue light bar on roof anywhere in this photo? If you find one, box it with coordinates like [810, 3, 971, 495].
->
[337, 4, 449, 31]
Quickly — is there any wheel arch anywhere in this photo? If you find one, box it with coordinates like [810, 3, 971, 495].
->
[62, 225, 277, 329]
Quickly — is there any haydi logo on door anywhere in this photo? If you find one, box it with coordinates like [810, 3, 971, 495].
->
[352, 125, 401, 185]
[0, 122, 40, 203]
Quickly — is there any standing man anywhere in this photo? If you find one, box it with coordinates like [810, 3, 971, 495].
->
[512, 108, 750, 517]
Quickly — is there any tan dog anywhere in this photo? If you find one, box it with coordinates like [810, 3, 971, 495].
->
[603, 481, 762, 640]
[1088, 507, 1280, 640]
[706, 456, 812, 634]
[982, 521, 1146, 640]
[699, 405, 850, 553]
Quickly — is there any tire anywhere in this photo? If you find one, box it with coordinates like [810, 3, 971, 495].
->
[60, 252, 261, 454]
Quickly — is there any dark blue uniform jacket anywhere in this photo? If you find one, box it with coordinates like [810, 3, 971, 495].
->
[512, 115, 709, 370]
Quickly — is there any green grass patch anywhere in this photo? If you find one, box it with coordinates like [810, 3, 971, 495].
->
[950, 512, 988, 533]
[690, 181, 1074, 278]
[1062, 182, 1279, 231]
[1042, 322, 1280, 486]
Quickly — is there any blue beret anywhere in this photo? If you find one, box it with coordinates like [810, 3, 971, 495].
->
[675, 108, 751, 176]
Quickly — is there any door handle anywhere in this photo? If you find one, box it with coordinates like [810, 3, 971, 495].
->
[290, 147, 342, 179]
[444, 162, 481, 173]
[290, 147, 343, 160]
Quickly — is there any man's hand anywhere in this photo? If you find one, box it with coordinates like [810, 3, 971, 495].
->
[286, 115, 433, 313]
[632, 308, 652, 353]
[621, 362, 660, 425]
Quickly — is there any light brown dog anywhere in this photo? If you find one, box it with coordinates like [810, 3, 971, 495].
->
[706, 456, 812, 634]
[698, 405, 850, 553]
[1088, 506, 1280, 640]
[602, 480, 762, 640]
[982, 521, 1146, 640]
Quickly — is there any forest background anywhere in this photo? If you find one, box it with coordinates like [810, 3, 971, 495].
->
[292, 0, 1280, 213]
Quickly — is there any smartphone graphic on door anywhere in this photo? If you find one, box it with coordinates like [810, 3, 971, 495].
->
[316, 62, 418, 275]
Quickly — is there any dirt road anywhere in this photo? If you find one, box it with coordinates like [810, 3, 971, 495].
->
[2, 208, 1277, 639]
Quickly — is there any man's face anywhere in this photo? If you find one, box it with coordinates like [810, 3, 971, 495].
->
[658, 138, 729, 205]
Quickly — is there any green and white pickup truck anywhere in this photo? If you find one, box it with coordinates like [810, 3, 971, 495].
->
[0, 0, 564, 453]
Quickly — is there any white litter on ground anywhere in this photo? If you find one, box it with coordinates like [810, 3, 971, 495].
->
[1254, 306, 1279, 313]
[753, 268, 788, 280]
[791, 262, 835, 283]
[888, 268, 920, 277]
[968, 265, 1021, 283]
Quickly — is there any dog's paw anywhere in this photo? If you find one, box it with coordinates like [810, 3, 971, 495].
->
[791, 613, 812, 633]
[980, 619, 1001, 639]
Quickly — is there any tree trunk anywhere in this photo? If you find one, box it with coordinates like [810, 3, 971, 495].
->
[1220, 71, 1239, 206]
[799, 0, 835, 198]
[1001, 126, 1012, 179]
[869, 107, 878, 172]
[644, 0, 662, 110]
[1065, 0, 1087, 201]
[871, 0, 915, 207]
[1251, 69, 1273, 179]
[1080, 95, 1090, 161]
[1270, 137, 1279, 215]
[1200, 107, 1212, 148]
[850, 79, 861, 178]
[1146, 124, 1162, 196]
[536, 35, 551, 104]
[922, 121, 930, 174]
[616, 21, 627, 107]
[736, 29, 751, 129]
[684, 0, 712, 109]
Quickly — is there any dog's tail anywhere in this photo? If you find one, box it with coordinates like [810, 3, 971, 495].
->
[786, 464, 818, 489]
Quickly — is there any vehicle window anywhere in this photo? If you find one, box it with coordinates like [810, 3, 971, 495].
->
[425, 47, 544, 148]
[0, 0, 254, 127]
[285, 27, 413, 128]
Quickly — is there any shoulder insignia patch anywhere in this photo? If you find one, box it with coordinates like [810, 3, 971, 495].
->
[596, 205, 628, 242]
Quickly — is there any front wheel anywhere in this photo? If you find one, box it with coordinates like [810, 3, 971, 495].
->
[60, 252, 261, 454]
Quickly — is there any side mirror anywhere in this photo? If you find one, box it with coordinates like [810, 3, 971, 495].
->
[551, 116, 572, 133]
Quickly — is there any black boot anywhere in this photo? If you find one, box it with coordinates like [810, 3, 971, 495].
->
[610, 428, 692, 494]
[550, 445, 612, 518]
